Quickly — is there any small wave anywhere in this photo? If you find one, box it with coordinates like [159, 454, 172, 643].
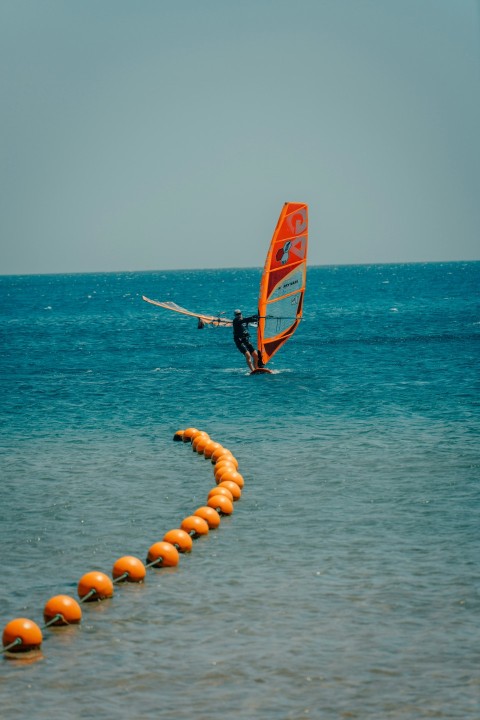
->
[153, 367, 190, 374]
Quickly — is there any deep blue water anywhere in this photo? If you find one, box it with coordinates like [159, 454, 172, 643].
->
[1, 263, 479, 719]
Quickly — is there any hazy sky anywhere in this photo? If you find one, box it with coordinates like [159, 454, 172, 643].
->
[1, 0, 479, 274]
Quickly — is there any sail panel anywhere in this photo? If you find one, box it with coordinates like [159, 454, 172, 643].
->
[267, 264, 306, 303]
[263, 292, 303, 338]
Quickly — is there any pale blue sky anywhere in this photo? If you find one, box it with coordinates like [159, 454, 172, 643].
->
[1, 0, 479, 274]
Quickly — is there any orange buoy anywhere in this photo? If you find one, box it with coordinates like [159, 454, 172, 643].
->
[182, 427, 199, 442]
[181, 515, 209, 538]
[77, 571, 114, 601]
[203, 441, 221, 459]
[163, 528, 193, 553]
[208, 485, 234, 502]
[192, 435, 211, 454]
[207, 494, 234, 515]
[173, 430, 185, 442]
[213, 454, 238, 471]
[212, 451, 238, 468]
[191, 434, 202, 450]
[189, 430, 209, 445]
[215, 464, 239, 483]
[218, 469, 245, 489]
[214, 454, 233, 465]
[146, 541, 179, 567]
[213, 459, 237, 478]
[224, 454, 239, 469]
[43, 595, 82, 626]
[2, 618, 42, 652]
[213, 460, 236, 476]
[218, 480, 242, 500]
[112, 556, 146, 583]
[210, 447, 229, 463]
[194, 506, 221, 529]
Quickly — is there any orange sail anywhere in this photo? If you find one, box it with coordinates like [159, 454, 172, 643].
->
[257, 202, 308, 366]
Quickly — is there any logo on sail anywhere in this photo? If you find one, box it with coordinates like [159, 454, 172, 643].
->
[288, 208, 307, 235]
[276, 241, 292, 264]
[275, 236, 307, 264]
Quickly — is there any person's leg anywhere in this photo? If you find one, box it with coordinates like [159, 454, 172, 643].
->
[244, 342, 257, 371]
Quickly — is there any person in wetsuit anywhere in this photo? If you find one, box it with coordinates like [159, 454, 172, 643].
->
[232, 309, 259, 372]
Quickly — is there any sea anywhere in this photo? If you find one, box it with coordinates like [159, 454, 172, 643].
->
[0, 262, 479, 720]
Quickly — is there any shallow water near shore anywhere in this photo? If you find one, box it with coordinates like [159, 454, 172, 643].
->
[1, 262, 479, 718]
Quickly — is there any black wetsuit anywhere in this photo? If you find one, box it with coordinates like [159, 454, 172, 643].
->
[233, 315, 257, 355]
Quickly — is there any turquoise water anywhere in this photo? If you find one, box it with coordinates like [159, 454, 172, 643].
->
[1, 263, 479, 719]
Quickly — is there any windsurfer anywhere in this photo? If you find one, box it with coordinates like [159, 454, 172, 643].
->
[232, 309, 259, 372]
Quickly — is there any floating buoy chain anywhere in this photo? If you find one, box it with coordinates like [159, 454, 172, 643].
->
[2, 428, 245, 658]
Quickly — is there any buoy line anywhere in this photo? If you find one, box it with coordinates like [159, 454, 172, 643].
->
[2, 428, 244, 659]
